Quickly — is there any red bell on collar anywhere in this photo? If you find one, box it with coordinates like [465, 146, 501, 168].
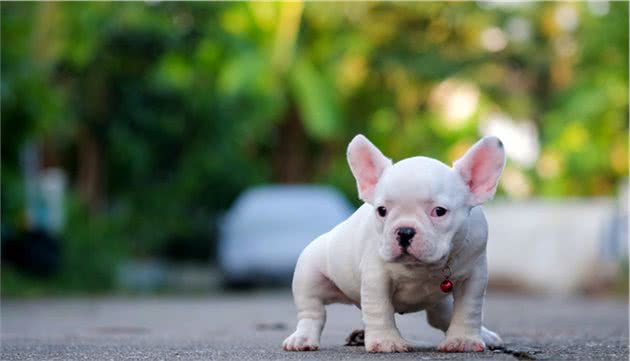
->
[440, 279, 453, 293]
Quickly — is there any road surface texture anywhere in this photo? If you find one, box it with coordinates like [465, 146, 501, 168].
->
[1, 291, 627, 360]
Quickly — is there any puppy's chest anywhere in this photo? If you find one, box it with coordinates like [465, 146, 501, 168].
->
[390, 272, 448, 314]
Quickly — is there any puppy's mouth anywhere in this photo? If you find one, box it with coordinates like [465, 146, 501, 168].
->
[393, 250, 448, 267]
[393, 248, 421, 264]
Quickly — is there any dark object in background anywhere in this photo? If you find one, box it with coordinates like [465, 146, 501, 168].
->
[345, 329, 365, 346]
[160, 233, 213, 263]
[2, 229, 61, 277]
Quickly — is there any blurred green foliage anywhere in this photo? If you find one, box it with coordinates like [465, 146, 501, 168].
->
[1, 2, 627, 293]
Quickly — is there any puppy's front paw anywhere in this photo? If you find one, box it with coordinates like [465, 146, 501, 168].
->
[437, 335, 485, 353]
[282, 332, 319, 352]
[365, 331, 412, 353]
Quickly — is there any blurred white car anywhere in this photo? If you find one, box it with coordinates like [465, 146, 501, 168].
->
[217, 185, 354, 288]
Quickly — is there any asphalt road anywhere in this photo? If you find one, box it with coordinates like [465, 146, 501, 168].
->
[1, 291, 627, 360]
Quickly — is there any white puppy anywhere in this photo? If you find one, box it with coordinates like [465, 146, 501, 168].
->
[283, 134, 505, 353]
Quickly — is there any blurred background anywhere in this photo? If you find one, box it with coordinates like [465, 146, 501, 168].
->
[1, 2, 628, 297]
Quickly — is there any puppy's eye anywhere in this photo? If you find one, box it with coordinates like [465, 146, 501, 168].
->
[431, 206, 448, 217]
[376, 206, 387, 217]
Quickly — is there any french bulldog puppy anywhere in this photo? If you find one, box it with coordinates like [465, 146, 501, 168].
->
[282, 134, 505, 353]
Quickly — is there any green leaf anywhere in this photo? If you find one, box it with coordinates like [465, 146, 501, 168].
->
[290, 57, 342, 140]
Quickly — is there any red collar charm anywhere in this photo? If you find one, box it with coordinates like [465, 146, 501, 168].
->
[440, 265, 453, 293]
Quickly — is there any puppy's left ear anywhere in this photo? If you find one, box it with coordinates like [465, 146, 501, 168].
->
[453, 136, 506, 206]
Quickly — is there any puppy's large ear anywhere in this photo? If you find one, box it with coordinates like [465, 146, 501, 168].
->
[347, 134, 392, 204]
[453, 136, 506, 206]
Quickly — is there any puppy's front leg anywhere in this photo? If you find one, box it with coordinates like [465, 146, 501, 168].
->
[360, 268, 411, 353]
[437, 254, 488, 352]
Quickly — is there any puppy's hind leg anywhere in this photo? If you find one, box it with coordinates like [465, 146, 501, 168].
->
[283, 247, 328, 351]
[480, 326, 503, 349]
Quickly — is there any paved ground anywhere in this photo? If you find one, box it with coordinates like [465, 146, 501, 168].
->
[1, 291, 627, 360]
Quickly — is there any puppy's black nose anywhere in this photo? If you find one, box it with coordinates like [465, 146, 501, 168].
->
[397, 227, 415, 248]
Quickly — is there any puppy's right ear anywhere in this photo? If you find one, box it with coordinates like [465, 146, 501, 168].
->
[347, 134, 392, 204]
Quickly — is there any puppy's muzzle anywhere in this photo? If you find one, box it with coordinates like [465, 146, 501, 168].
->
[396, 227, 415, 249]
